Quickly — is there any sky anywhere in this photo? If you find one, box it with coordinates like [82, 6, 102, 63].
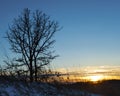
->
[0, 0, 120, 71]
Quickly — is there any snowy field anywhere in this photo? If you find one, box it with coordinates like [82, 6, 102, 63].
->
[0, 80, 102, 96]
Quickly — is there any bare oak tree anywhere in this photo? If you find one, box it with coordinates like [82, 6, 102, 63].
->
[6, 8, 59, 82]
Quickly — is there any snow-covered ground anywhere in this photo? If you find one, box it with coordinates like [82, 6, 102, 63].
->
[0, 80, 102, 96]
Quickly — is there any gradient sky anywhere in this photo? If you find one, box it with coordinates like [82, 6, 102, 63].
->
[0, 0, 120, 70]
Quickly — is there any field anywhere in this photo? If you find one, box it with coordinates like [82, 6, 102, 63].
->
[0, 76, 120, 96]
[56, 80, 120, 96]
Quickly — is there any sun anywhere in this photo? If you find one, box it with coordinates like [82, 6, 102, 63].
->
[89, 75, 103, 82]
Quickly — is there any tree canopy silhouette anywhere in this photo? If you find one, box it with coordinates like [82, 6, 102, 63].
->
[6, 8, 60, 82]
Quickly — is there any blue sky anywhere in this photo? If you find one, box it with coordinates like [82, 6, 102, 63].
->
[0, 0, 120, 70]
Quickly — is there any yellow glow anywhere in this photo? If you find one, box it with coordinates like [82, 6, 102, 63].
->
[56, 66, 120, 83]
[89, 75, 103, 82]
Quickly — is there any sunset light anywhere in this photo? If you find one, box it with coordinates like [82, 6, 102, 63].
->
[1, 0, 120, 96]
[89, 75, 103, 82]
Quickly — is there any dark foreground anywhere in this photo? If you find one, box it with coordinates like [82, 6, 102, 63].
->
[55, 80, 120, 96]
[0, 77, 101, 96]
[0, 76, 119, 96]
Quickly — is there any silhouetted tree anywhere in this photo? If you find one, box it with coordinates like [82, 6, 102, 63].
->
[6, 8, 59, 82]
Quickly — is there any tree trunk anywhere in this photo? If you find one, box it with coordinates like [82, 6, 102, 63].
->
[30, 59, 33, 82]
[34, 58, 37, 81]
[35, 65, 37, 81]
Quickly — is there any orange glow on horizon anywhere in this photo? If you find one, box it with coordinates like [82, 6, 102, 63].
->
[89, 75, 103, 82]
[56, 66, 120, 82]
